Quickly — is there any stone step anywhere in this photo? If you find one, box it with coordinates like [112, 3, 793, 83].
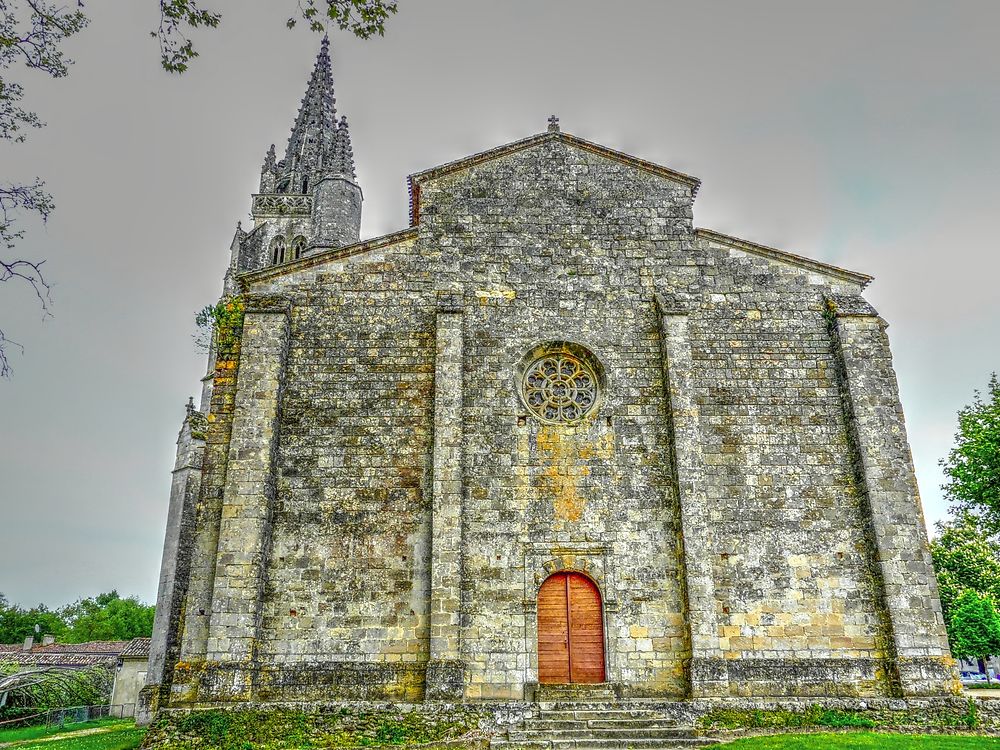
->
[538, 709, 683, 722]
[538, 701, 688, 712]
[525, 718, 682, 731]
[492, 740, 719, 750]
[588, 719, 682, 729]
[534, 684, 619, 702]
[509, 728, 701, 741]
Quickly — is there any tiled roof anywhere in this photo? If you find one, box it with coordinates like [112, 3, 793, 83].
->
[119, 637, 151, 659]
[0, 652, 118, 668]
[31, 641, 128, 654]
[0, 640, 130, 669]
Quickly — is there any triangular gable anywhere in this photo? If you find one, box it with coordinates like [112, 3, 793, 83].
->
[696, 228, 873, 288]
[407, 131, 701, 226]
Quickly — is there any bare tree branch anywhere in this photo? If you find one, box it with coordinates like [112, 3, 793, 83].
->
[0, 1, 84, 377]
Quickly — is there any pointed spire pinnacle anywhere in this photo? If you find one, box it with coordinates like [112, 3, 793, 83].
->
[282, 37, 338, 179]
[263, 144, 276, 170]
[336, 115, 355, 178]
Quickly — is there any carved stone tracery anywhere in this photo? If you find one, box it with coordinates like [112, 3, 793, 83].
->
[252, 193, 313, 217]
[522, 352, 599, 423]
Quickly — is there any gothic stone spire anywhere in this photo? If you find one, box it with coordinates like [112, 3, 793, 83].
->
[281, 36, 338, 192]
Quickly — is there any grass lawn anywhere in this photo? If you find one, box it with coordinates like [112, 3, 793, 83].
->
[0, 720, 131, 745]
[0, 723, 143, 750]
[722, 733, 1000, 749]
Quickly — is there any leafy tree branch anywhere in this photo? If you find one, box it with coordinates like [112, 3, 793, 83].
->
[155, 0, 397, 73]
[942, 373, 1000, 533]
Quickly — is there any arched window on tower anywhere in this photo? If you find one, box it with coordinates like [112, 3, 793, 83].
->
[291, 236, 307, 260]
[271, 237, 286, 265]
[301, 177, 309, 193]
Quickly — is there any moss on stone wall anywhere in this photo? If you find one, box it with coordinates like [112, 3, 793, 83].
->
[697, 699, 982, 731]
[142, 707, 493, 750]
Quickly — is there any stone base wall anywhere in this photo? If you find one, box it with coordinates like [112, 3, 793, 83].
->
[168, 660, 427, 706]
[161, 654, 959, 707]
[141, 696, 999, 745]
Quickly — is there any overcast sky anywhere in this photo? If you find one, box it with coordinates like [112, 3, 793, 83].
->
[1, 1, 998, 608]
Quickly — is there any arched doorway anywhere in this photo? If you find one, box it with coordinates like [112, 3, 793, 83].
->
[537, 571, 606, 684]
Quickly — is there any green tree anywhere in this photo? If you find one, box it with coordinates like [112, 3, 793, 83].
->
[930, 513, 1000, 622]
[59, 591, 154, 643]
[0, 593, 67, 644]
[948, 589, 1000, 681]
[942, 374, 1000, 533]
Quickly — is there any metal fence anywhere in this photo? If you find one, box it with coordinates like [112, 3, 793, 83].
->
[0, 703, 135, 730]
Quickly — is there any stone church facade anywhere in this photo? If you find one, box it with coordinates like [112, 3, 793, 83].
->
[144, 40, 958, 712]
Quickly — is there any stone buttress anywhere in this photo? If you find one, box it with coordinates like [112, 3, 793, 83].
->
[141, 44, 958, 719]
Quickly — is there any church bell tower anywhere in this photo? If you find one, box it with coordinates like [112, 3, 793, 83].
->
[239, 37, 362, 281]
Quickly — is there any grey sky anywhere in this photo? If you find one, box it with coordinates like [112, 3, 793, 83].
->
[2, 0, 998, 607]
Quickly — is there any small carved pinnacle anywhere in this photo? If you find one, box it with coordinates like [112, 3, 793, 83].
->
[186, 396, 195, 415]
[547, 115, 560, 132]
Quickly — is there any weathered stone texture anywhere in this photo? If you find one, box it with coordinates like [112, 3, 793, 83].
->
[149, 116, 957, 709]
[685, 264, 887, 695]
[829, 299, 954, 694]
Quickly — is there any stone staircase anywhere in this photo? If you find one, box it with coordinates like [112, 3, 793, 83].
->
[490, 690, 721, 750]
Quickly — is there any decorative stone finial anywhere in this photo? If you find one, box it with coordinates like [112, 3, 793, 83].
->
[547, 115, 560, 132]
[186, 396, 195, 416]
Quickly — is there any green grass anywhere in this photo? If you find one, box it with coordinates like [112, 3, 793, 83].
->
[0, 719, 131, 744]
[8, 726, 144, 750]
[721, 733, 1000, 749]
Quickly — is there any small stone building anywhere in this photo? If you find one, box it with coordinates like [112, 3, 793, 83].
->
[144, 39, 958, 711]
[111, 638, 150, 715]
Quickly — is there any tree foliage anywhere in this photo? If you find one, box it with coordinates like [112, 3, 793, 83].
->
[60, 591, 155, 644]
[948, 589, 1000, 674]
[942, 374, 1000, 533]
[930, 513, 1000, 623]
[931, 375, 1000, 666]
[0, 591, 154, 645]
[0, 594, 66, 645]
[155, 0, 397, 74]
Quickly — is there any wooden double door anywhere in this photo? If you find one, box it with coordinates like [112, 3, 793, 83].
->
[537, 572, 606, 684]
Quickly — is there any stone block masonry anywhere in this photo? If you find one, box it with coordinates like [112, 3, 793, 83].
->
[147, 102, 959, 713]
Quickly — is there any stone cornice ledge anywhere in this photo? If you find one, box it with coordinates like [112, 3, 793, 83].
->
[238, 227, 418, 287]
[696, 228, 873, 288]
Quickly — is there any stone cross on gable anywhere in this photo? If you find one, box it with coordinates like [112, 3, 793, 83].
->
[547, 115, 560, 132]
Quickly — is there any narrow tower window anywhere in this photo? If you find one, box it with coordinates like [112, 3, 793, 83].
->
[271, 237, 286, 265]
[291, 236, 307, 260]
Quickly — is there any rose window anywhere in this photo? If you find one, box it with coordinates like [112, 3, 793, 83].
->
[522, 353, 599, 423]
